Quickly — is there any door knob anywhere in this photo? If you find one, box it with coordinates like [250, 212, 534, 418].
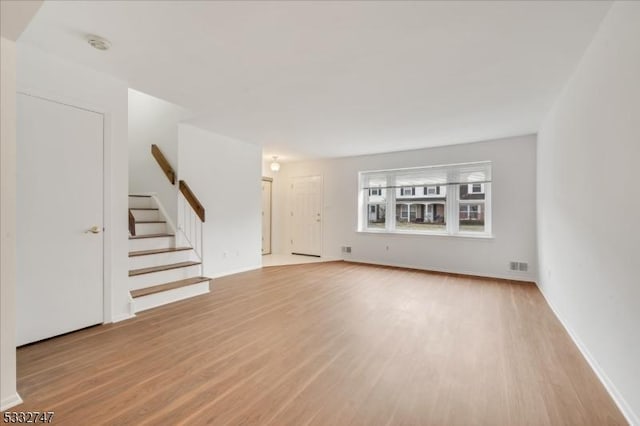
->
[86, 226, 101, 234]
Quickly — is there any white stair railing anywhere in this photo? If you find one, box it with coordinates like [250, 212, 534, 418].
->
[177, 183, 204, 261]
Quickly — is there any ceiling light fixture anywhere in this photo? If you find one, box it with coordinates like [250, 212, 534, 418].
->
[270, 156, 281, 172]
[87, 35, 111, 51]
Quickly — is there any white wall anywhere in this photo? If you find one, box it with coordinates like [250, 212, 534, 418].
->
[537, 2, 640, 424]
[0, 36, 21, 411]
[17, 43, 131, 323]
[1, 2, 42, 409]
[262, 159, 276, 180]
[178, 124, 262, 278]
[274, 134, 537, 281]
[129, 89, 189, 226]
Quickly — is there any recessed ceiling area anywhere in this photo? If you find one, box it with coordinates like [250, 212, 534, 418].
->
[18, 1, 612, 161]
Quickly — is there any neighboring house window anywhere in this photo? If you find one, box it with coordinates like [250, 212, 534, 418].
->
[469, 183, 484, 194]
[425, 186, 440, 195]
[459, 204, 481, 220]
[359, 161, 491, 236]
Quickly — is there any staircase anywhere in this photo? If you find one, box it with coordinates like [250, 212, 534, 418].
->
[128, 194, 211, 313]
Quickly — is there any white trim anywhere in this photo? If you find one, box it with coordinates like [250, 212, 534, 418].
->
[536, 284, 639, 426]
[359, 175, 491, 237]
[346, 259, 534, 282]
[358, 160, 492, 176]
[357, 229, 495, 239]
[211, 265, 261, 279]
[0, 393, 23, 411]
[111, 313, 136, 323]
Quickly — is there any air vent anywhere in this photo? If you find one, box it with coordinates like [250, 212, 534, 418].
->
[342, 246, 352, 254]
[509, 261, 528, 272]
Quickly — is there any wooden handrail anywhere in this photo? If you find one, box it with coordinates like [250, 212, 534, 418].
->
[151, 144, 176, 185]
[128, 209, 136, 236]
[179, 180, 205, 222]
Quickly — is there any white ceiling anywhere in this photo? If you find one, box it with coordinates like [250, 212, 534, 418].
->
[19, 1, 611, 161]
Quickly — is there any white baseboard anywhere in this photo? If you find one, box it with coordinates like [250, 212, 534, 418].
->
[211, 265, 261, 279]
[346, 258, 536, 282]
[536, 283, 639, 426]
[111, 313, 135, 323]
[1, 393, 23, 411]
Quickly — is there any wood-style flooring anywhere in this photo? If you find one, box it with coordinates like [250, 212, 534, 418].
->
[13, 262, 626, 425]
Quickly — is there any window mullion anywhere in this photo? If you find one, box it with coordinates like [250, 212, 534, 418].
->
[387, 173, 396, 232]
[485, 183, 492, 235]
[448, 184, 459, 235]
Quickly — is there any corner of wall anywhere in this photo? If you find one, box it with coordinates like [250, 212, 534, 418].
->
[0, 35, 19, 411]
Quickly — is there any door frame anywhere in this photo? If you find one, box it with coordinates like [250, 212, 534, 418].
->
[261, 177, 273, 255]
[17, 89, 109, 324]
[290, 174, 323, 257]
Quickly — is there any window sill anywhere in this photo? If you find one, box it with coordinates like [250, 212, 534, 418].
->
[357, 229, 495, 240]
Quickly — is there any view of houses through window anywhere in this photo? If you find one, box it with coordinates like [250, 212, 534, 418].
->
[361, 162, 491, 236]
[394, 185, 447, 232]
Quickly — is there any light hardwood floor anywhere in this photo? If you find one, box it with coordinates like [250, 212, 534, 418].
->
[13, 262, 626, 425]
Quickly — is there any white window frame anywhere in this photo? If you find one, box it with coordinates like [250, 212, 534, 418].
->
[358, 163, 492, 237]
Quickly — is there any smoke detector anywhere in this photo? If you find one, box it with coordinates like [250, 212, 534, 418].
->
[87, 35, 111, 51]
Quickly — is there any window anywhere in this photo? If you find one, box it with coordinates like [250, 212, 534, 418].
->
[459, 182, 486, 232]
[469, 183, 484, 194]
[425, 186, 440, 195]
[459, 204, 482, 220]
[359, 161, 491, 236]
[364, 176, 387, 229]
[400, 187, 415, 196]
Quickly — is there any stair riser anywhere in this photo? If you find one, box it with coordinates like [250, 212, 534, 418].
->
[134, 222, 167, 235]
[128, 196, 154, 209]
[130, 210, 160, 221]
[129, 250, 198, 270]
[129, 236, 175, 252]
[129, 264, 202, 290]
[132, 281, 210, 313]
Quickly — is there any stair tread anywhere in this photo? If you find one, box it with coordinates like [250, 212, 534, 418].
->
[129, 233, 174, 240]
[130, 208, 159, 211]
[129, 261, 201, 277]
[135, 220, 166, 224]
[130, 276, 211, 298]
[129, 247, 192, 257]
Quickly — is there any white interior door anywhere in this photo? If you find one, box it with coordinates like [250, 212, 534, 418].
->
[261, 179, 272, 255]
[291, 176, 322, 256]
[17, 93, 104, 346]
